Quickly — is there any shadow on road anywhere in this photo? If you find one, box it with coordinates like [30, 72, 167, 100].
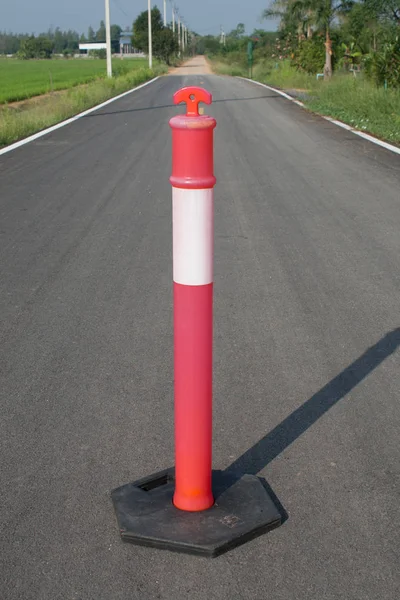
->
[170, 64, 204, 68]
[84, 95, 280, 118]
[221, 328, 400, 521]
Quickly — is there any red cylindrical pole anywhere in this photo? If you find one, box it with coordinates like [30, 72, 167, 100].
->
[170, 87, 217, 512]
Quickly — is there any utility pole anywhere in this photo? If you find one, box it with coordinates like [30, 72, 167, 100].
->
[177, 14, 181, 56]
[148, 0, 153, 68]
[105, 0, 112, 77]
[163, 0, 167, 26]
[172, 6, 175, 33]
[182, 24, 185, 53]
[220, 25, 226, 47]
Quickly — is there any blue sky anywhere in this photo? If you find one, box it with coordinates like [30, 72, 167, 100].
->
[3, 0, 277, 36]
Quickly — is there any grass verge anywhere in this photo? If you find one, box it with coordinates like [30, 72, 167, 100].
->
[210, 57, 400, 146]
[0, 64, 167, 148]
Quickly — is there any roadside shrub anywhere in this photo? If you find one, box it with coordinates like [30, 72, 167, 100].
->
[292, 37, 325, 74]
[364, 36, 400, 88]
[219, 49, 248, 69]
[336, 42, 363, 72]
[91, 48, 107, 59]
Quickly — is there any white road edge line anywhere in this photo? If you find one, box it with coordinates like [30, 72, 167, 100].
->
[238, 76, 400, 156]
[0, 76, 160, 157]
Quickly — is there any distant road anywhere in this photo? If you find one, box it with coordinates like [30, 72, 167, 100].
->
[0, 57, 399, 600]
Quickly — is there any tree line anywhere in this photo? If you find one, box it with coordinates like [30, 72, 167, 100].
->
[263, 0, 399, 84]
[194, 25, 277, 55]
[194, 1, 399, 87]
[0, 22, 124, 58]
[1, 6, 189, 65]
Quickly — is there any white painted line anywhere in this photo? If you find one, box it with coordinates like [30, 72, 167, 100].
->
[323, 116, 400, 154]
[0, 76, 160, 157]
[238, 77, 304, 107]
[173, 187, 213, 286]
[238, 76, 400, 156]
[322, 116, 353, 131]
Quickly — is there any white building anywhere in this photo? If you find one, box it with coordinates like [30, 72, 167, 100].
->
[119, 32, 145, 56]
[78, 43, 107, 54]
[119, 32, 133, 55]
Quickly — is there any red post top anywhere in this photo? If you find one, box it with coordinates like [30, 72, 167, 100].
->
[170, 87, 216, 190]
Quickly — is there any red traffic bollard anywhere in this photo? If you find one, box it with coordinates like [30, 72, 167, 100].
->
[170, 87, 216, 512]
[111, 87, 281, 557]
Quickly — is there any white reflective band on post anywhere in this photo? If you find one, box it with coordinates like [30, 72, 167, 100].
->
[173, 187, 213, 286]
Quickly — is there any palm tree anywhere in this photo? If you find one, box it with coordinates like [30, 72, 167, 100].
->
[264, 0, 354, 78]
[263, 0, 314, 42]
[294, 0, 354, 78]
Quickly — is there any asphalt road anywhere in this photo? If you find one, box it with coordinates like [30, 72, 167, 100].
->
[1, 65, 399, 600]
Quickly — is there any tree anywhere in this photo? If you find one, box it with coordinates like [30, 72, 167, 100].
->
[17, 36, 54, 59]
[264, 0, 354, 78]
[0, 32, 29, 54]
[132, 6, 178, 63]
[132, 7, 164, 53]
[341, 2, 378, 53]
[237, 23, 246, 36]
[369, 34, 400, 87]
[153, 28, 179, 64]
[195, 34, 221, 55]
[229, 23, 246, 38]
[88, 26, 96, 42]
[364, 0, 400, 23]
[304, 0, 354, 78]
[0, 25, 121, 56]
[52, 27, 63, 53]
[96, 20, 106, 42]
[263, 0, 314, 41]
[110, 24, 122, 53]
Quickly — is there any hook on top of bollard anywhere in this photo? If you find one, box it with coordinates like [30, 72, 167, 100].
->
[173, 87, 212, 117]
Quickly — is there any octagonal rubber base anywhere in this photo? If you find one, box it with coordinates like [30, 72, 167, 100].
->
[111, 468, 281, 557]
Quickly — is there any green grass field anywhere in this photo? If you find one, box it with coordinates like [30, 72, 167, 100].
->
[0, 58, 148, 103]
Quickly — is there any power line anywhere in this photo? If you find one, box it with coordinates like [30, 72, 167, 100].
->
[111, 0, 131, 20]
[190, 26, 222, 35]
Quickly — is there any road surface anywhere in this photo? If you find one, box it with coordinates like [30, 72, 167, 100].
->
[1, 59, 399, 600]
[169, 55, 213, 75]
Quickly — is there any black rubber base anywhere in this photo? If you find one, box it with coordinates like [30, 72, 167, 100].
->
[111, 468, 282, 557]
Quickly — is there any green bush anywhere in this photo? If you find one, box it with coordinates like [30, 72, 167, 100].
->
[364, 36, 400, 88]
[91, 48, 107, 59]
[292, 37, 325, 74]
[219, 49, 248, 68]
[17, 36, 54, 59]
